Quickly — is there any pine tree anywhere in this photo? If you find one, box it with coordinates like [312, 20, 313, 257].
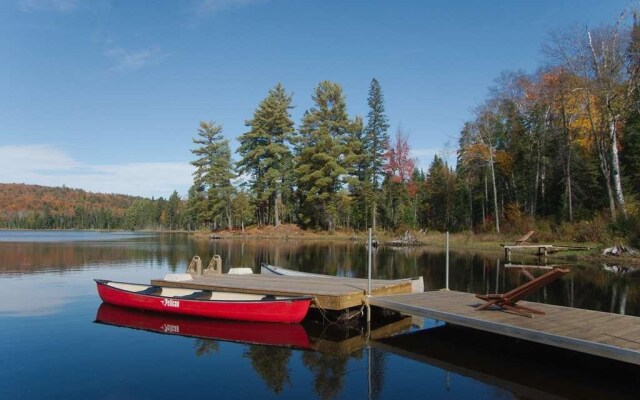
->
[190, 121, 235, 230]
[425, 155, 456, 230]
[364, 78, 390, 231]
[237, 83, 295, 226]
[347, 116, 369, 229]
[183, 184, 207, 230]
[231, 190, 254, 233]
[294, 81, 359, 231]
[167, 190, 182, 230]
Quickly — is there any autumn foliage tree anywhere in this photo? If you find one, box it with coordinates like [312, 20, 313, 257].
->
[381, 129, 416, 228]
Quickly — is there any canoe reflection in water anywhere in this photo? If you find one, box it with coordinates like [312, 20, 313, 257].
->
[94, 303, 414, 354]
[94, 303, 312, 349]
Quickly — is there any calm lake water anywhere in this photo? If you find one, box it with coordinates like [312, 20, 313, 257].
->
[0, 231, 638, 399]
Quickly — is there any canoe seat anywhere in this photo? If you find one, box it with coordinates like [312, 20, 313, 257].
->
[177, 291, 211, 300]
[137, 286, 162, 295]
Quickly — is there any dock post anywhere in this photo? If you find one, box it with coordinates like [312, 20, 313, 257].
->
[445, 231, 449, 290]
[495, 259, 500, 294]
[367, 228, 372, 323]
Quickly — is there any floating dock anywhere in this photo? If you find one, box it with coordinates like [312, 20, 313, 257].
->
[151, 273, 412, 311]
[368, 290, 640, 365]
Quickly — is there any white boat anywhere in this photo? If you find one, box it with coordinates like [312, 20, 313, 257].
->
[261, 263, 425, 293]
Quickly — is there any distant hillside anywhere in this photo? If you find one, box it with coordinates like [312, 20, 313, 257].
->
[0, 183, 142, 229]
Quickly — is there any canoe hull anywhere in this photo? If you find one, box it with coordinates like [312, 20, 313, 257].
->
[95, 280, 311, 323]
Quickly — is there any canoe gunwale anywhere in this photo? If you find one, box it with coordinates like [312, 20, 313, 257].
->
[94, 279, 314, 304]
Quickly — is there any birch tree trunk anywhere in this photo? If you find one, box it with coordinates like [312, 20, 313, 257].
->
[566, 146, 573, 222]
[564, 98, 574, 222]
[273, 191, 280, 226]
[488, 144, 500, 233]
[533, 145, 540, 216]
[609, 115, 628, 218]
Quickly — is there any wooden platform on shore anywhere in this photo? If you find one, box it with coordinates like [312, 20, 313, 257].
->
[501, 244, 590, 261]
[368, 290, 640, 365]
[151, 273, 412, 311]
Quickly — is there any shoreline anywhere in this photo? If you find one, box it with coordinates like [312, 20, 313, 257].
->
[3, 225, 639, 265]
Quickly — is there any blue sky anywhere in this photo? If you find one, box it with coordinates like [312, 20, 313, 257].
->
[0, 0, 631, 198]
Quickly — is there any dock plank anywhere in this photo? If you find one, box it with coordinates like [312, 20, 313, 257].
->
[151, 273, 412, 310]
[368, 290, 640, 365]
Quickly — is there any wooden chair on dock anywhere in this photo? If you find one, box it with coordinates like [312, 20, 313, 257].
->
[475, 268, 570, 317]
[514, 230, 535, 245]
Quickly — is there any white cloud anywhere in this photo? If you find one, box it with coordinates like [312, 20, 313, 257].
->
[0, 144, 193, 198]
[197, 0, 266, 14]
[17, 0, 78, 12]
[104, 46, 170, 72]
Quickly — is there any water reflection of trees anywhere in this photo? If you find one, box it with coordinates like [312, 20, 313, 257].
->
[243, 346, 292, 394]
[194, 339, 220, 356]
[0, 233, 206, 274]
[5, 234, 638, 315]
[207, 340, 386, 399]
[302, 351, 350, 400]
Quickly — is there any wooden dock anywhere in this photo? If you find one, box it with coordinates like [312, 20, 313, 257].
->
[368, 290, 640, 365]
[502, 244, 555, 261]
[501, 244, 590, 261]
[151, 273, 412, 311]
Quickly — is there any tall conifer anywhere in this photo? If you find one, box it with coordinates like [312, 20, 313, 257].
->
[295, 81, 358, 231]
[238, 83, 295, 226]
[190, 121, 235, 230]
[365, 78, 390, 231]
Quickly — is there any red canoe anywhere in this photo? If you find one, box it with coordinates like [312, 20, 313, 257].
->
[95, 279, 312, 323]
[95, 303, 312, 349]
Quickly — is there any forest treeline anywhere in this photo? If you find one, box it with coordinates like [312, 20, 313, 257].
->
[0, 183, 182, 230]
[3, 9, 640, 245]
[183, 9, 640, 245]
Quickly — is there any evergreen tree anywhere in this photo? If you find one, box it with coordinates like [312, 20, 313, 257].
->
[231, 190, 254, 233]
[347, 116, 369, 229]
[237, 83, 295, 226]
[364, 78, 390, 231]
[294, 81, 359, 231]
[425, 155, 456, 230]
[183, 184, 208, 230]
[167, 190, 182, 230]
[190, 121, 235, 230]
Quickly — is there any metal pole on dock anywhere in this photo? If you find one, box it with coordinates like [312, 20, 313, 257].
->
[368, 228, 372, 295]
[495, 259, 500, 294]
[445, 231, 450, 290]
[367, 228, 372, 322]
